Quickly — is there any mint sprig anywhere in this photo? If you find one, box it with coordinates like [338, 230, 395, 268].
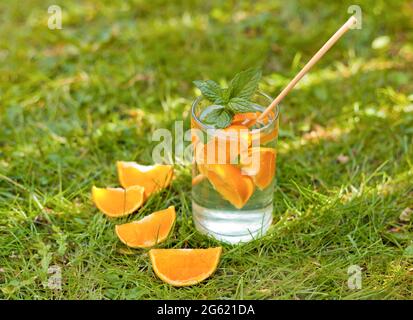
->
[193, 67, 262, 128]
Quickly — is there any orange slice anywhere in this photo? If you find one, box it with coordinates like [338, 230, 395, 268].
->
[224, 124, 252, 154]
[115, 206, 176, 248]
[241, 147, 277, 190]
[258, 124, 279, 145]
[192, 174, 206, 186]
[149, 247, 222, 286]
[117, 162, 173, 197]
[92, 186, 145, 218]
[194, 125, 251, 165]
[232, 111, 274, 127]
[232, 112, 261, 127]
[232, 111, 278, 145]
[204, 164, 254, 209]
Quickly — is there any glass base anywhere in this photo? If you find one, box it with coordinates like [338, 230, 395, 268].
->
[192, 201, 273, 244]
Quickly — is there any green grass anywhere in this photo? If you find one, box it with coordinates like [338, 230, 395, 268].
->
[1, 0, 413, 299]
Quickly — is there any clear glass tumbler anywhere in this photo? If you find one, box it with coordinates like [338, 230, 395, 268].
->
[191, 92, 279, 244]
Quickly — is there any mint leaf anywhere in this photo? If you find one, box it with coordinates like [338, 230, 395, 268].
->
[227, 97, 255, 113]
[214, 87, 231, 105]
[200, 106, 232, 129]
[229, 68, 262, 100]
[193, 80, 223, 103]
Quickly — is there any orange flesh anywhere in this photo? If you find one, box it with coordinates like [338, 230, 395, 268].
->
[117, 162, 173, 197]
[192, 113, 277, 208]
[232, 111, 273, 127]
[92, 186, 145, 217]
[192, 174, 206, 186]
[149, 247, 222, 286]
[192, 125, 255, 209]
[258, 125, 279, 145]
[115, 206, 176, 248]
[194, 124, 251, 165]
[232, 112, 261, 127]
[204, 164, 254, 209]
[241, 147, 277, 190]
[232, 111, 278, 145]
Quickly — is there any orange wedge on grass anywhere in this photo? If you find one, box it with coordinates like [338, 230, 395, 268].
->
[241, 147, 277, 190]
[93, 161, 223, 287]
[117, 162, 173, 197]
[149, 247, 222, 286]
[92, 186, 145, 218]
[115, 206, 176, 248]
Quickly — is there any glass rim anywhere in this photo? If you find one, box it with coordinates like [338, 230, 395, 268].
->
[191, 91, 280, 133]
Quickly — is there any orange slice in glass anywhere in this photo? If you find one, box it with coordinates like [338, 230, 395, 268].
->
[117, 162, 173, 197]
[115, 206, 176, 248]
[149, 247, 222, 286]
[232, 111, 274, 127]
[194, 124, 251, 165]
[241, 147, 277, 190]
[232, 112, 261, 127]
[204, 164, 254, 209]
[258, 124, 279, 145]
[92, 186, 145, 218]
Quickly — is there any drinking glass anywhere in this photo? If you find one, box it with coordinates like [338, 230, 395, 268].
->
[191, 92, 279, 243]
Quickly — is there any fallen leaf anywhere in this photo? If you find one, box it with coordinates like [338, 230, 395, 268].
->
[117, 248, 136, 255]
[399, 208, 412, 222]
[388, 226, 401, 233]
[257, 288, 271, 294]
[337, 154, 350, 164]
